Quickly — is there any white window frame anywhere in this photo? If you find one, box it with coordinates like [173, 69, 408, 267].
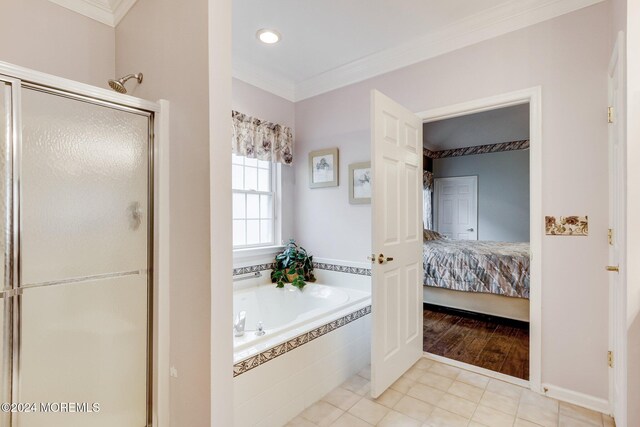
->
[232, 157, 283, 260]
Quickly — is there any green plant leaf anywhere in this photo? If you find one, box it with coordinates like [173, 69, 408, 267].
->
[272, 239, 315, 289]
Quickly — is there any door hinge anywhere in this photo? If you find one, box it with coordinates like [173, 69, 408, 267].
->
[608, 106, 614, 124]
[608, 228, 613, 245]
[608, 350, 614, 368]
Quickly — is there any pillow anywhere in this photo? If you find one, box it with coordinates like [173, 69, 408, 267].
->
[423, 229, 444, 241]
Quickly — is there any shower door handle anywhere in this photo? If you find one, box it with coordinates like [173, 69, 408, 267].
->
[128, 202, 143, 230]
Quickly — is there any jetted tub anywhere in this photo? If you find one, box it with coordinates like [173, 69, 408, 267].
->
[233, 283, 371, 363]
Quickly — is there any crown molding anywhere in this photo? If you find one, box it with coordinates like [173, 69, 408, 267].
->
[232, 58, 296, 102]
[235, 0, 603, 102]
[112, 0, 137, 25]
[294, 0, 604, 101]
[48, 0, 138, 27]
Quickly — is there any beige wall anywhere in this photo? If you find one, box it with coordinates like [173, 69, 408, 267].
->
[115, 1, 212, 426]
[0, 0, 114, 87]
[294, 3, 611, 400]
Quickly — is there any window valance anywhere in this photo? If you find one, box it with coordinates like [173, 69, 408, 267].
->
[232, 110, 294, 165]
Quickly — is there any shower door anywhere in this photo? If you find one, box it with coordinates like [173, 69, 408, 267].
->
[0, 78, 15, 427]
[0, 79, 153, 427]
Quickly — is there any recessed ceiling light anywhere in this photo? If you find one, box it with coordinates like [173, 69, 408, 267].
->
[256, 29, 281, 44]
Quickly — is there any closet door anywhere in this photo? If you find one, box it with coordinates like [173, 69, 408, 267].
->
[15, 87, 151, 427]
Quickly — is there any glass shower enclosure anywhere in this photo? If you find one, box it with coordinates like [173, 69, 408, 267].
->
[0, 73, 154, 427]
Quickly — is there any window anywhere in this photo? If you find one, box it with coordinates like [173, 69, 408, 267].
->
[232, 153, 277, 248]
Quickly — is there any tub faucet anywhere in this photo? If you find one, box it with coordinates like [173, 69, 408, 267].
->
[234, 311, 246, 337]
[255, 321, 266, 336]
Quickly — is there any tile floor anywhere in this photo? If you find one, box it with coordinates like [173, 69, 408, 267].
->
[286, 358, 615, 427]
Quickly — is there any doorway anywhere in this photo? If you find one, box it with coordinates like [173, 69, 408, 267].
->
[369, 88, 542, 397]
[423, 103, 530, 381]
[418, 89, 542, 389]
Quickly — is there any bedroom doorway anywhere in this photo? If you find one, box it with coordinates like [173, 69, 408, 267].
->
[417, 88, 542, 388]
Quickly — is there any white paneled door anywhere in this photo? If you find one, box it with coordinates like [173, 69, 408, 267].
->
[607, 32, 626, 426]
[434, 176, 478, 240]
[370, 90, 423, 398]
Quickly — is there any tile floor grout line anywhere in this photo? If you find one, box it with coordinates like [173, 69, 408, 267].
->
[288, 358, 610, 427]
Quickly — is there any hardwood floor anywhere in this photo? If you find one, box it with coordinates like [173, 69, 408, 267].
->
[423, 305, 530, 380]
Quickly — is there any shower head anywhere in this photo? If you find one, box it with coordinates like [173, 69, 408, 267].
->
[107, 73, 143, 94]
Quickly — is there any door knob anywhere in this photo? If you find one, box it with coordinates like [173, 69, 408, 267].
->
[377, 254, 394, 264]
[606, 265, 620, 273]
[466, 228, 474, 232]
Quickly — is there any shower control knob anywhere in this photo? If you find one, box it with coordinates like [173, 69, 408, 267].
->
[255, 321, 266, 336]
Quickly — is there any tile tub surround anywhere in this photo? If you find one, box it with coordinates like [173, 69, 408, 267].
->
[233, 309, 371, 427]
[234, 305, 371, 377]
[288, 358, 615, 427]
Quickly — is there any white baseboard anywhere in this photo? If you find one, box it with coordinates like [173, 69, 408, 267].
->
[541, 383, 611, 415]
[423, 352, 530, 388]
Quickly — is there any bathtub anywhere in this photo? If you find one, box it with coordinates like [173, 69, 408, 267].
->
[232, 274, 372, 426]
[233, 282, 371, 365]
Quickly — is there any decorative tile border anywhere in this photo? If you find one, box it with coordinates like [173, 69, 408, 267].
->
[313, 262, 372, 276]
[232, 263, 275, 276]
[232, 261, 371, 277]
[424, 139, 529, 159]
[545, 215, 588, 236]
[233, 305, 372, 377]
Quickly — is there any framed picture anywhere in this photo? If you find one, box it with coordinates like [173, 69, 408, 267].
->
[309, 148, 339, 188]
[349, 162, 371, 204]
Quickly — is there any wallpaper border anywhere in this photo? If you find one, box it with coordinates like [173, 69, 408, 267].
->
[424, 139, 529, 159]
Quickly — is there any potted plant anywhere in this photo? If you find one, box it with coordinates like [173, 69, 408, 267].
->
[271, 239, 316, 289]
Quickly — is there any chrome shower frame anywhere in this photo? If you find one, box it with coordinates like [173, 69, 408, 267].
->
[0, 61, 162, 427]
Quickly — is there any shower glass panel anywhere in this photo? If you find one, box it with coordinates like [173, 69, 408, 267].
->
[15, 87, 151, 427]
[20, 89, 149, 286]
[17, 276, 147, 427]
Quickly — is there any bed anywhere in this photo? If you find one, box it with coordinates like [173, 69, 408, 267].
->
[423, 230, 530, 299]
